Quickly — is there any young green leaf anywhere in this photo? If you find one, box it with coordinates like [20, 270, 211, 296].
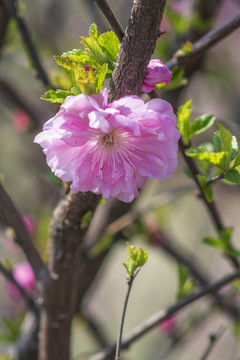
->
[98, 31, 120, 62]
[80, 35, 110, 65]
[185, 147, 227, 170]
[123, 242, 148, 278]
[81, 211, 93, 229]
[94, 63, 108, 93]
[163, 66, 187, 90]
[177, 100, 192, 144]
[177, 264, 194, 300]
[224, 169, 240, 184]
[89, 23, 98, 38]
[217, 123, 233, 153]
[212, 131, 221, 152]
[41, 89, 73, 103]
[189, 114, 215, 138]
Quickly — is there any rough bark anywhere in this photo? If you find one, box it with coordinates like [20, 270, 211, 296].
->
[109, 0, 166, 100]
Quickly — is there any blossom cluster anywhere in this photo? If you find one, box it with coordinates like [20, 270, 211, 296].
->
[35, 58, 179, 202]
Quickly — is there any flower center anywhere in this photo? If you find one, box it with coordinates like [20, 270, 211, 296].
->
[102, 133, 115, 145]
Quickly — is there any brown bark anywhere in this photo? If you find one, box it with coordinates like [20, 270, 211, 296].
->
[109, 0, 166, 100]
[38, 192, 100, 360]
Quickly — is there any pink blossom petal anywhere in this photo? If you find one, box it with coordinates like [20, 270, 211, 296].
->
[34, 89, 180, 202]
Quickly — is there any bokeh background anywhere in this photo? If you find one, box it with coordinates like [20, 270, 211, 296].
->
[0, 0, 240, 359]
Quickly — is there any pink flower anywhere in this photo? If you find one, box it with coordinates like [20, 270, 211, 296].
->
[34, 89, 180, 202]
[23, 215, 36, 236]
[141, 59, 172, 93]
[7, 262, 36, 300]
[13, 109, 30, 132]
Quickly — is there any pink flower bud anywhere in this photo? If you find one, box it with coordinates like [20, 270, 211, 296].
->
[7, 262, 36, 300]
[141, 59, 172, 93]
[13, 109, 30, 132]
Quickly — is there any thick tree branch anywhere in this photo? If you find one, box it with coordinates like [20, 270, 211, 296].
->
[0, 182, 48, 282]
[90, 266, 240, 360]
[93, 0, 125, 41]
[2, 0, 51, 88]
[166, 12, 240, 69]
[109, 0, 166, 100]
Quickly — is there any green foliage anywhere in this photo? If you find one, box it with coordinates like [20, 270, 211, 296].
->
[177, 101, 215, 145]
[185, 123, 240, 184]
[177, 264, 195, 300]
[0, 355, 12, 360]
[123, 242, 148, 278]
[81, 211, 93, 230]
[41, 89, 73, 103]
[0, 312, 25, 343]
[42, 23, 119, 101]
[177, 100, 192, 144]
[203, 228, 240, 257]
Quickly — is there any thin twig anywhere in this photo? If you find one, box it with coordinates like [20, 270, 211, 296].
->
[166, 12, 240, 69]
[154, 233, 240, 320]
[0, 261, 39, 315]
[90, 266, 240, 360]
[115, 275, 135, 360]
[206, 173, 224, 185]
[2, 0, 51, 88]
[178, 138, 240, 269]
[200, 325, 227, 360]
[0, 182, 48, 282]
[93, 0, 125, 41]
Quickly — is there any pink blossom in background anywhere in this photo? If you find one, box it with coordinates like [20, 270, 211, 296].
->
[7, 262, 36, 300]
[23, 215, 36, 236]
[34, 89, 180, 202]
[158, 316, 177, 336]
[13, 109, 30, 132]
[141, 59, 172, 93]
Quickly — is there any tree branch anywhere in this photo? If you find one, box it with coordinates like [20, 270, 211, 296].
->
[0, 0, 10, 50]
[109, 0, 166, 100]
[90, 266, 240, 360]
[0, 182, 48, 282]
[2, 0, 51, 88]
[93, 0, 125, 41]
[166, 12, 240, 69]
[199, 325, 227, 360]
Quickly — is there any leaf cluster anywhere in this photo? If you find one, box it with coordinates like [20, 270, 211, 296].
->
[42, 24, 120, 103]
[123, 242, 148, 278]
[177, 264, 195, 300]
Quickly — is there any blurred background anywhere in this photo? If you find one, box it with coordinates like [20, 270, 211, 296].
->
[0, 0, 240, 359]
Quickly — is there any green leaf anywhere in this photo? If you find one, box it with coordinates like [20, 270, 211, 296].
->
[212, 131, 221, 152]
[94, 63, 108, 93]
[232, 152, 240, 168]
[81, 211, 93, 229]
[217, 123, 233, 153]
[189, 114, 215, 138]
[41, 89, 73, 103]
[123, 242, 148, 277]
[81, 35, 110, 65]
[224, 169, 240, 184]
[177, 100, 192, 144]
[98, 31, 120, 62]
[0, 312, 25, 343]
[231, 136, 239, 161]
[177, 264, 194, 300]
[202, 237, 225, 250]
[185, 147, 227, 170]
[89, 23, 98, 38]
